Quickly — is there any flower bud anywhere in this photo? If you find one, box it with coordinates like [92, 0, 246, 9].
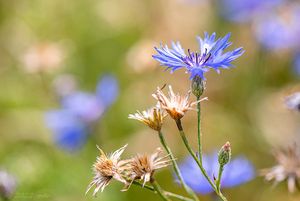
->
[191, 76, 205, 97]
[218, 142, 231, 166]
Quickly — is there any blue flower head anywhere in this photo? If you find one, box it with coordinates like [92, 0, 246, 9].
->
[153, 32, 244, 80]
[178, 152, 255, 194]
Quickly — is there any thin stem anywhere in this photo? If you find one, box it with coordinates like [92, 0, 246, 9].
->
[132, 181, 193, 201]
[132, 180, 154, 191]
[216, 165, 224, 192]
[175, 119, 228, 201]
[165, 192, 194, 201]
[151, 179, 171, 201]
[158, 131, 199, 201]
[197, 99, 202, 164]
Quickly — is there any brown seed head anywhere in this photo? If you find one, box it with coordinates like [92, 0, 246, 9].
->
[86, 145, 128, 196]
[128, 107, 166, 131]
[152, 85, 207, 120]
[125, 148, 171, 187]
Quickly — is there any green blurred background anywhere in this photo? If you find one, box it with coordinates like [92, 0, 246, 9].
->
[0, 0, 300, 201]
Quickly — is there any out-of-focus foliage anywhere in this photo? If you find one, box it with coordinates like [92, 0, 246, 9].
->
[0, 0, 300, 201]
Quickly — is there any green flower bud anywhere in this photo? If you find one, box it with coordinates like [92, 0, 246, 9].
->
[218, 142, 231, 166]
[191, 76, 205, 98]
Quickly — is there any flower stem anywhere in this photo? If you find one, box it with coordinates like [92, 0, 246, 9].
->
[132, 181, 193, 201]
[150, 179, 172, 201]
[165, 192, 194, 201]
[197, 98, 202, 164]
[158, 131, 199, 201]
[175, 119, 228, 201]
[216, 165, 224, 192]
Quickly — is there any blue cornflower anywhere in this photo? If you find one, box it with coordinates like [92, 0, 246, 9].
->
[178, 153, 255, 194]
[153, 33, 244, 80]
[45, 74, 119, 152]
[218, 0, 283, 23]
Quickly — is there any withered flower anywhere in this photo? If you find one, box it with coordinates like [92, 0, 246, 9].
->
[261, 145, 300, 193]
[128, 107, 167, 131]
[152, 85, 207, 120]
[126, 148, 171, 187]
[86, 145, 128, 196]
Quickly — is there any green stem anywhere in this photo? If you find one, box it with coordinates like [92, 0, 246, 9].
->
[132, 180, 154, 191]
[197, 99, 202, 164]
[151, 179, 171, 201]
[158, 131, 199, 201]
[216, 165, 224, 192]
[175, 120, 228, 201]
[132, 181, 193, 201]
[165, 192, 194, 201]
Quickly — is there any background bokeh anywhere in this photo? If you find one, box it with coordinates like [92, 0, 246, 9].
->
[1, 0, 300, 200]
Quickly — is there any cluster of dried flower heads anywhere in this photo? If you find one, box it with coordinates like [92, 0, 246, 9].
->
[129, 85, 207, 131]
[86, 145, 171, 196]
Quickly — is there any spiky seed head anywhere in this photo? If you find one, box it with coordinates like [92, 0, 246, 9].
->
[128, 107, 167, 131]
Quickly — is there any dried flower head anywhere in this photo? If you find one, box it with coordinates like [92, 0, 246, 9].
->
[126, 148, 171, 187]
[261, 145, 300, 193]
[86, 145, 128, 196]
[152, 85, 207, 120]
[128, 107, 167, 131]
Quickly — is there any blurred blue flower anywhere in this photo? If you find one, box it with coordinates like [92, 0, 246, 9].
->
[96, 75, 119, 107]
[61, 92, 104, 123]
[45, 74, 119, 152]
[45, 110, 88, 152]
[178, 153, 255, 194]
[254, 4, 300, 50]
[153, 33, 244, 80]
[218, 0, 283, 23]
